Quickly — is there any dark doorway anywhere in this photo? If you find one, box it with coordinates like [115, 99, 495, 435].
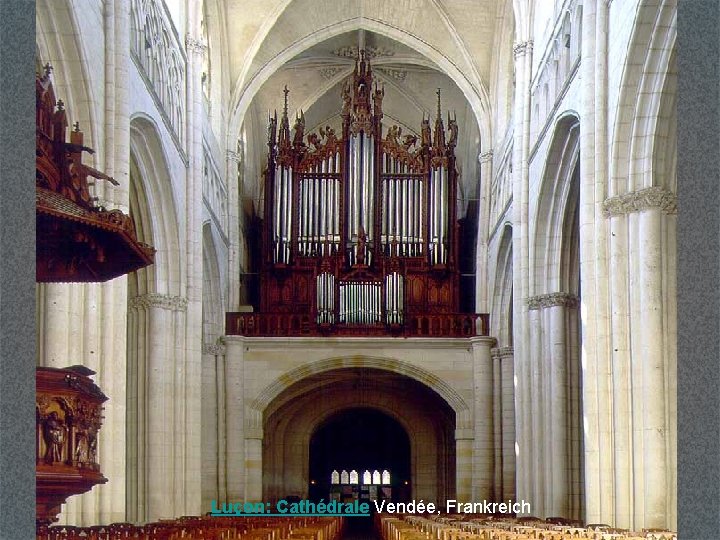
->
[308, 408, 411, 503]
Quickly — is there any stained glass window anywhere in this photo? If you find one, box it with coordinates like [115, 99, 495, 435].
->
[349, 470, 359, 484]
[382, 470, 390, 485]
[373, 470, 381, 484]
[331, 470, 340, 484]
[341, 470, 349, 484]
[363, 470, 372, 484]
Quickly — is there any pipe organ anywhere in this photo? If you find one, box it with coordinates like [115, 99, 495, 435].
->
[227, 52, 488, 338]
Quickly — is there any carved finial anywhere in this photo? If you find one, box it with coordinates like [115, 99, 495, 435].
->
[43, 63, 53, 77]
[73, 121, 80, 132]
[56, 99, 64, 111]
[436, 88, 442, 119]
[360, 49, 366, 62]
[282, 85, 289, 116]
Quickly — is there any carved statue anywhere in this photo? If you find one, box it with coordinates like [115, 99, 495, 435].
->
[307, 132, 321, 151]
[293, 111, 305, 147]
[402, 134, 418, 150]
[342, 82, 352, 115]
[43, 411, 66, 464]
[421, 116, 431, 147]
[386, 125, 402, 145]
[74, 431, 88, 463]
[447, 113, 458, 148]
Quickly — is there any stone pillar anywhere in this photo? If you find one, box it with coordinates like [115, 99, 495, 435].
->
[224, 336, 246, 500]
[128, 294, 188, 521]
[497, 348, 516, 503]
[184, 28, 207, 518]
[455, 430, 473, 502]
[470, 337, 495, 501]
[201, 343, 227, 510]
[511, 39, 533, 512]
[603, 187, 677, 529]
[245, 432, 263, 501]
[491, 349, 502, 501]
[226, 146, 242, 311]
[476, 150, 493, 313]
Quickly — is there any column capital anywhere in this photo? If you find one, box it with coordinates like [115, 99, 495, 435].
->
[602, 186, 677, 217]
[202, 343, 226, 356]
[491, 346, 514, 359]
[513, 40, 533, 58]
[129, 293, 188, 311]
[185, 34, 207, 55]
[478, 150, 494, 163]
[527, 292, 578, 310]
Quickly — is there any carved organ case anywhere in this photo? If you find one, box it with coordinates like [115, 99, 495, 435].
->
[235, 52, 483, 338]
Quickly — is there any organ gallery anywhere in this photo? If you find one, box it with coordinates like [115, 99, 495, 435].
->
[227, 52, 487, 339]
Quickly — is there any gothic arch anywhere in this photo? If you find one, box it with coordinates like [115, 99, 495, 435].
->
[202, 223, 224, 344]
[610, 0, 676, 194]
[129, 115, 183, 296]
[491, 224, 514, 347]
[228, 18, 491, 153]
[36, 0, 99, 153]
[532, 113, 580, 294]
[249, 355, 472, 431]
[262, 367, 456, 503]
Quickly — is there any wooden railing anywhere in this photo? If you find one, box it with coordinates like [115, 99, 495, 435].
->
[225, 312, 489, 338]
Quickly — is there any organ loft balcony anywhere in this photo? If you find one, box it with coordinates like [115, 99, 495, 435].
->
[225, 52, 489, 339]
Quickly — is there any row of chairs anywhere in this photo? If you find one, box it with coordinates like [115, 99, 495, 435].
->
[377, 514, 676, 540]
[37, 515, 343, 540]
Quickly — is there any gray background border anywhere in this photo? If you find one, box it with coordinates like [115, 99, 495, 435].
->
[678, 0, 720, 538]
[0, 1, 717, 538]
[0, 0, 37, 538]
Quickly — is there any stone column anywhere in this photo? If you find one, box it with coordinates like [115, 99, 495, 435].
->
[476, 150, 493, 313]
[527, 293, 579, 519]
[511, 39, 533, 512]
[603, 187, 677, 529]
[491, 348, 502, 501]
[497, 348, 516, 503]
[245, 431, 264, 501]
[455, 430, 473, 502]
[224, 336, 246, 500]
[184, 29, 206, 517]
[470, 337, 495, 501]
[128, 294, 188, 521]
[202, 343, 227, 510]
[226, 146, 242, 311]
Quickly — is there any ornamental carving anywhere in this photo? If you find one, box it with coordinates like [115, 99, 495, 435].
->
[129, 293, 189, 311]
[491, 346, 514, 359]
[130, 0, 187, 144]
[376, 66, 407, 82]
[202, 343, 226, 356]
[513, 40, 533, 58]
[332, 45, 395, 59]
[602, 186, 677, 217]
[527, 292, 578, 310]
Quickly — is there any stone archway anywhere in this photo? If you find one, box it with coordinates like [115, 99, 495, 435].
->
[261, 367, 456, 505]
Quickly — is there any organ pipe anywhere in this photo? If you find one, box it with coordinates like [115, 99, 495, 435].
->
[261, 54, 460, 333]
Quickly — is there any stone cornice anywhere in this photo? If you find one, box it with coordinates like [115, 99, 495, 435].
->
[602, 186, 677, 217]
[527, 292, 578, 310]
[129, 293, 188, 312]
[491, 346, 514, 359]
[513, 41, 533, 58]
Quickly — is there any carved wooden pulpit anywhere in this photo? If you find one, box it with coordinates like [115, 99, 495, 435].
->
[35, 66, 154, 528]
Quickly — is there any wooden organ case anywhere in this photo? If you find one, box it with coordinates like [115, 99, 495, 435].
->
[226, 52, 488, 338]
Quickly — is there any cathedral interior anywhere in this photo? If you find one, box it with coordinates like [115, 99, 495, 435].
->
[34, 0, 677, 537]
